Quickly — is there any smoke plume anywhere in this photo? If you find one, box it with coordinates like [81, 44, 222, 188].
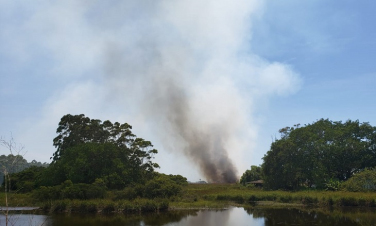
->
[100, 0, 300, 183]
[2, 0, 301, 182]
[148, 76, 239, 183]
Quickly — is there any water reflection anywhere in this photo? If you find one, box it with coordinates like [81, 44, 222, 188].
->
[2, 207, 376, 226]
[47, 208, 262, 226]
[246, 207, 359, 226]
[49, 211, 200, 226]
[0, 213, 50, 226]
[164, 209, 263, 226]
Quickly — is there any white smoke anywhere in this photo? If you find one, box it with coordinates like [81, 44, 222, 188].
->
[1, 0, 301, 180]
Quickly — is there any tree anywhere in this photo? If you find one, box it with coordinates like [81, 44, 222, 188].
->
[262, 119, 376, 190]
[240, 165, 262, 185]
[42, 114, 159, 189]
[9, 166, 46, 192]
[342, 168, 376, 192]
[0, 154, 48, 185]
[52, 114, 135, 162]
[0, 136, 27, 226]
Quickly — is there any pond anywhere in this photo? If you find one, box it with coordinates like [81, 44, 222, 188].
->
[1, 207, 376, 226]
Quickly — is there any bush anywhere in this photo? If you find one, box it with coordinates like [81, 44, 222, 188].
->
[343, 168, 376, 192]
[33, 186, 61, 201]
[9, 166, 47, 192]
[33, 180, 106, 201]
[113, 184, 144, 200]
[144, 175, 183, 199]
[324, 178, 342, 191]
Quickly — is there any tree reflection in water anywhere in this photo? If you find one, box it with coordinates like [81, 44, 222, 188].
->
[245, 207, 376, 226]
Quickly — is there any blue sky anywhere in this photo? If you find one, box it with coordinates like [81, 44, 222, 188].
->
[249, 0, 376, 167]
[1, 0, 375, 182]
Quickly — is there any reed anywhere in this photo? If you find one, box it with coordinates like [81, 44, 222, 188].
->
[172, 184, 376, 208]
[4, 184, 376, 212]
[38, 198, 169, 213]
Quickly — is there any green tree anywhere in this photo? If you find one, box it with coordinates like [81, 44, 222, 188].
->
[240, 165, 262, 185]
[52, 114, 135, 162]
[9, 166, 46, 193]
[42, 114, 159, 189]
[0, 154, 49, 185]
[342, 168, 376, 192]
[262, 119, 376, 190]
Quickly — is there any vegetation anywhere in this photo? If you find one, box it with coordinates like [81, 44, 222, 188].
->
[4, 183, 376, 213]
[342, 168, 376, 192]
[1, 114, 188, 213]
[3, 115, 376, 214]
[46, 114, 159, 188]
[8, 166, 46, 193]
[0, 154, 48, 185]
[239, 165, 262, 185]
[261, 119, 376, 190]
[170, 184, 376, 208]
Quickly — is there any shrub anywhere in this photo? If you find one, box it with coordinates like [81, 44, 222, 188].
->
[324, 178, 342, 191]
[144, 176, 183, 199]
[343, 168, 376, 192]
[33, 180, 106, 201]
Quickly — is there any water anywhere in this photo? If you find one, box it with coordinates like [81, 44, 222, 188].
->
[1, 207, 376, 226]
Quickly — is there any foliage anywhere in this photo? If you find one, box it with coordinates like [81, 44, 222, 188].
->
[113, 173, 188, 200]
[342, 168, 376, 192]
[324, 178, 342, 191]
[7, 183, 376, 212]
[262, 119, 376, 190]
[9, 166, 47, 192]
[40, 114, 159, 189]
[33, 179, 107, 201]
[143, 174, 186, 199]
[240, 165, 262, 185]
[40, 142, 156, 189]
[0, 154, 48, 185]
[52, 114, 156, 162]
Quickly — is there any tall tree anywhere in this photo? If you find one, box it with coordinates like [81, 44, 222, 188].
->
[262, 119, 376, 190]
[52, 114, 135, 162]
[45, 114, 159, 189]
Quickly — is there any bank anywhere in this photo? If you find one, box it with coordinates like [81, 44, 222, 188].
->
[2, 184, 376, 213]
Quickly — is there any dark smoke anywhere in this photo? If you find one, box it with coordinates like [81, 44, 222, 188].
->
[149, 76, 238, 183]
[97, 1, 286, 183]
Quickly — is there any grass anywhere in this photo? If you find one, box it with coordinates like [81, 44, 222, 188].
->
[170, 183, 376, 208]
[3, 183, 376, 213]
[0, 192, 36, 207]
[38, 198, 169, 213]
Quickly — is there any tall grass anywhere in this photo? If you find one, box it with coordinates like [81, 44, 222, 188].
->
[39, 198, 169, 213]
[170, 184, 376, 208]
[0, 192, 35, 206]
[4, 184, 376, 212]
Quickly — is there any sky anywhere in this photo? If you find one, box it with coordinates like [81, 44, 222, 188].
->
[1, 0, 376, 182]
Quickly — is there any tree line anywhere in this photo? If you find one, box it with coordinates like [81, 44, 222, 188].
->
[0, 154, 49, 185]
[241, 119, 376, 191]
[5, 114, 187, 200]
[8, 116, 376, 195]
